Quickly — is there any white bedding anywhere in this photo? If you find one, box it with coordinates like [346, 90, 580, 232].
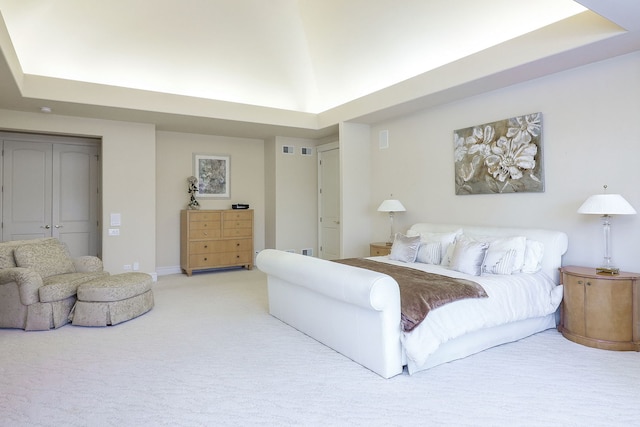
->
[371, 257, 563, 369]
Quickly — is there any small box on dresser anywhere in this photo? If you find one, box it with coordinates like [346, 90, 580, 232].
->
[180, 209, 254, 276]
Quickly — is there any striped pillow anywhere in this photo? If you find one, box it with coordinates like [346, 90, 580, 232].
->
[415, 242, 441, 264]
[482, 249, 517, 275]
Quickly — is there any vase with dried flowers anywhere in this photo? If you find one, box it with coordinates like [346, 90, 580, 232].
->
[187, 176, 200, 210]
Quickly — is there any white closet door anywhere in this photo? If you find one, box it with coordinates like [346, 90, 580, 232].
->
[2, 140, 53, 241]
[318, 146, 340, 260]
[53, 143, 100, 257]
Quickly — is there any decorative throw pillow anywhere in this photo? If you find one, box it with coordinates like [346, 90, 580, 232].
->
[472, 235, 527, 273]
[389, 233, 421, 263]
[0, 245, 16, 269]
[448, 239, 489, 276]
[522, 240, 544, 274]
[482, 249, 517, 275]
[407, 229, 462, 265]
[415, 242, 441, 264]
[14, 242, 76, 279]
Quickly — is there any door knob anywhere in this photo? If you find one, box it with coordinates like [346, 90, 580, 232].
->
[41, 225, 51, 229]
[55, 225, 63, 229]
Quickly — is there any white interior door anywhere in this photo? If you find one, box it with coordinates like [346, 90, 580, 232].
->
[318, 144, 340, 260]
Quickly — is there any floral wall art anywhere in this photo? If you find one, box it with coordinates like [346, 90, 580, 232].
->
[193, 154, 230, 198]
[454, 112, 544, 195]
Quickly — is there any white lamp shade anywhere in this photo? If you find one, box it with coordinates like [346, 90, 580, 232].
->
[577, 194, 636, 215]
[377, 199, 406, 212]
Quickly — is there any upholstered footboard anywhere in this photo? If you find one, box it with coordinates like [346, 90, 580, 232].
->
[256, 249, 404, 379]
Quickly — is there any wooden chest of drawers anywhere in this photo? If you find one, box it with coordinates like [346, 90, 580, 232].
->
[180, 209, 253, 276]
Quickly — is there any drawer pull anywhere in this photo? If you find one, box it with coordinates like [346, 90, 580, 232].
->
[204, 257, 208, 261]
[204, 245, 208, 248]
[236, 243, 240, 247]
[586, 282, 591, 286]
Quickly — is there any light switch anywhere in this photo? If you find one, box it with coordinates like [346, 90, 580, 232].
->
[110, 213, 121, 226]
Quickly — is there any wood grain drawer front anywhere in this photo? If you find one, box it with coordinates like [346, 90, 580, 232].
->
[223, 223, 252, 237]
[224, 211, 252, 221]
[189, 211, 221, 222]
[189, 226, 221, 240]
[190, 251, 252, 268]
[189, 239, 251, 254]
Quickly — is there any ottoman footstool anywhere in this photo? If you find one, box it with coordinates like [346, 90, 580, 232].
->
[70, 272, 154, 326]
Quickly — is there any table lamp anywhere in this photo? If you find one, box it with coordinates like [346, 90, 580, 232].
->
[377, 198, 406, 245]
[577, 185, 636, 274]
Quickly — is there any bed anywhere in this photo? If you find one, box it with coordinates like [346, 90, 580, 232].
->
[256, 223, 568, 378]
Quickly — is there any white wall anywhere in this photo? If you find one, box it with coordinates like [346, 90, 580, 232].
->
[0, 109, 157, 275]
[367, 51, 640, 273]
[266, 136, 319, 254]
[340, 122, 372, 258]
[155, 131, 265, 274]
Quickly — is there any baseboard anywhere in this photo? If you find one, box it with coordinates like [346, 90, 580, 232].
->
[156, 266, 182, 276]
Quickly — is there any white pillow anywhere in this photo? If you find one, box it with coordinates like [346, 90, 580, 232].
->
[472, 235, 526, 273]
[389, 233, 421, 263]
[415, 242, 441, 264]
[406, 229, 462, 265]
[482, 249, 517, 275]
[448, 239, 489, 276]
[522, 240, 544, 273]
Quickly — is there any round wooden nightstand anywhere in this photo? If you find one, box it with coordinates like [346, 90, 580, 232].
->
[559, 266, 640, 351]
[370, 242, 392, 256]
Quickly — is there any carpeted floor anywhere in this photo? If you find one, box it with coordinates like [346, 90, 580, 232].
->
[1, 269, 639, 426]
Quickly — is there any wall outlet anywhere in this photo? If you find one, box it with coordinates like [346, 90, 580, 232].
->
[285, 249, 295, 253]
[123, 264, 132, 271]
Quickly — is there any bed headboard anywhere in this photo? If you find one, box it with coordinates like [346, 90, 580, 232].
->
[407, 223, 568, 283]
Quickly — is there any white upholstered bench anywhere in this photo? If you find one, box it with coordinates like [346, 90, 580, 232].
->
[70, 272, 154, 327]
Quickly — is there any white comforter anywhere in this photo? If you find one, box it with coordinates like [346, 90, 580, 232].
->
[372, 257, 563, 369]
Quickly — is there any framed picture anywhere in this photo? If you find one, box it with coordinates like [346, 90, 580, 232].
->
[193, 154, 230, 198]
[453, 112, 544, 195]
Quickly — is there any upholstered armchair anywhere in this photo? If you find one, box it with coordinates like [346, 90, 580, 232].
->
[0, 238, 108, 331]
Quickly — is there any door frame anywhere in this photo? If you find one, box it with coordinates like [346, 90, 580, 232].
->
[0, 131, 102, 256]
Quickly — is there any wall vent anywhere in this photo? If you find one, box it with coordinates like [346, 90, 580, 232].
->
[301, 147, 313, 156]
[302, 248, 313, 256]
[282, 145, 295, 154]
[379, 130, 389, 149]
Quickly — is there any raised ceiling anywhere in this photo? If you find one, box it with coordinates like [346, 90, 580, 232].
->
[0, 0, 639, 139]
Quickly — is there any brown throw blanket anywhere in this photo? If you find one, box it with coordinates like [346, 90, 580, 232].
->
[333, 258, 488, 332]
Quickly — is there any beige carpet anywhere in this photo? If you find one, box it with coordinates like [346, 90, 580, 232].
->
[1, 269, 639, 426]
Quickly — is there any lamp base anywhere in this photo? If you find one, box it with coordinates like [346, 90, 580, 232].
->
[596, 266, 620, 275]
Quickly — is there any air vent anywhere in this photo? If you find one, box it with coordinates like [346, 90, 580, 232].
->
[301, 147, 313, 156]
[379, 130, 389, 149]
[282, 145, 294, 154]
[302, 248, 313, 256]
